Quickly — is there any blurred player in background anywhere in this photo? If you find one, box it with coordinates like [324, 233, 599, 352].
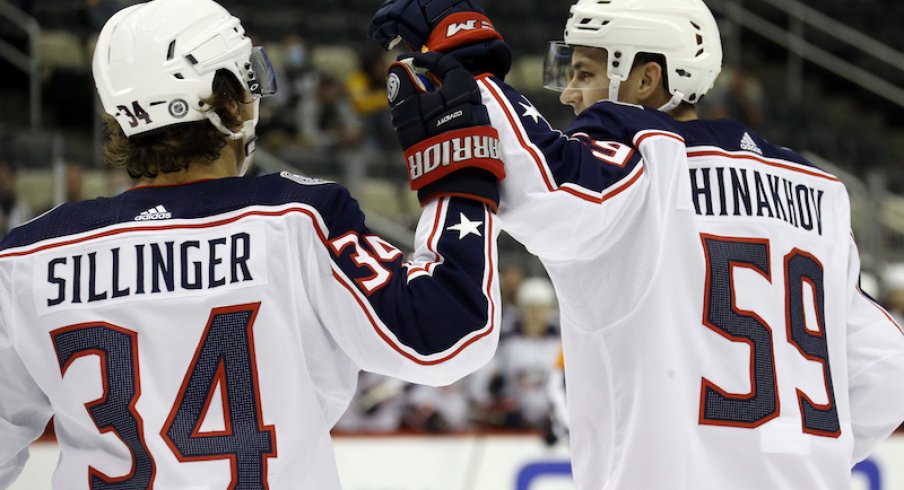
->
[370, 0, 904, 488]
[0, 0, 505, 488]
[545, 345, 568, 446]
[493, 277, 560, 428]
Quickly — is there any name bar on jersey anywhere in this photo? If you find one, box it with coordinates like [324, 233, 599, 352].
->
[44, 232, 254, 307]
[689, 166, 825, 235]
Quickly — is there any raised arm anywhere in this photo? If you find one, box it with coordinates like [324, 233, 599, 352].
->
[306, 187, 499, 386]
[307, 52, 504, 386]
[367, 0, 686, 260]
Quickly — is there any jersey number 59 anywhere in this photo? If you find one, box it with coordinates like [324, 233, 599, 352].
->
[699, 234, 840, 437]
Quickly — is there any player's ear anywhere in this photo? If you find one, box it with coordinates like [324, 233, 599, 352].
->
[635, 61, 664, 103]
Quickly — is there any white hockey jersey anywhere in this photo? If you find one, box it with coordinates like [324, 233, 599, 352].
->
[0, 172, 500, 489]
[477, 75, 904, 490]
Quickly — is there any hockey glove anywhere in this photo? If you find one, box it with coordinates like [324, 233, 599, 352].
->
[369, 0, 512, 78]
[388, 51, 504, 210]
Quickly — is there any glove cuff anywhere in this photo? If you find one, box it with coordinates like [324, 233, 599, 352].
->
[404, 126, 505, 191]
[425, 12, 504, 53]
[417, 167, 501, 212]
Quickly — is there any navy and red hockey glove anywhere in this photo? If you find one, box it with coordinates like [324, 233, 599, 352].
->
[369, 0, 512, 78]
[387, 51, 504, 210]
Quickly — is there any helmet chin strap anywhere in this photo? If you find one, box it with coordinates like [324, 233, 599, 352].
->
[607, 77, 623, 105]
[605, 77, 685, 113]
[657, 91, 684, 113]
[206, 98, 260, 176]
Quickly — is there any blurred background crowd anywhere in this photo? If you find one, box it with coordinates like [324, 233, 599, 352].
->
[0, 0, 903, 439]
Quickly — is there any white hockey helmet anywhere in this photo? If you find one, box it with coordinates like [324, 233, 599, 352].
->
[543, 0, 722, 112]
[92, 0, 277, 174]
[516, 278, 556, 307]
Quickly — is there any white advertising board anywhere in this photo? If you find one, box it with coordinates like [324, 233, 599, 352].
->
[11, 434, 903, 489]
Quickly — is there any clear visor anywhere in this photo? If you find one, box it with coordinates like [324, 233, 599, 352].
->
[543, 41, 574, 92]
[245, 46, 278, 98]
[543, 41, 611, 93]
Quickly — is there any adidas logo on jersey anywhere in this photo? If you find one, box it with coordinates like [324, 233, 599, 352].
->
[134, 205, 172, 221]
[740, 132, 763, 155]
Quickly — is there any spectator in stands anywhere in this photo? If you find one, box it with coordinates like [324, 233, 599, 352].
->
[345, 47, 394, 150]
[339, 47, 402, 199]
[263, 34, 320, 138]
[297, 74, 363, 152]
[0, 160, 32, 237]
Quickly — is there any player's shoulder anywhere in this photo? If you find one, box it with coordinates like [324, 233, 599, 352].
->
[679, 119, 838, 178]
[256, 172, 357, 212]
[0, 201, 81, 252]
[249, 171, 345, 203]
[568, 101, 684, 145]
[247, 172, 363, 237]
[0, 173, 358, 252]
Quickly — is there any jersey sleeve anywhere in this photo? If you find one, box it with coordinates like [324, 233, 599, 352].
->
[0, 318, 53, 488]
[845, 234, 904, 463]
[305, 185, 500, 387]
[475, 75, 685, 260]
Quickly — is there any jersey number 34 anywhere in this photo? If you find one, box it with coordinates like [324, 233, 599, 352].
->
[51, 303, 275, 489]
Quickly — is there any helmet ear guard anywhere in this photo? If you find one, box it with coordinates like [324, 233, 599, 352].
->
[545, 0, 722, 111]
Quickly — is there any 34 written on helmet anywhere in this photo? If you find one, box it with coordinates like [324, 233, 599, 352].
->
[92, 0, 278, 174]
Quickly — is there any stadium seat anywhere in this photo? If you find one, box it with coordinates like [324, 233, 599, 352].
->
[311, 45, 360, 81]
[37, 31, 87, 80]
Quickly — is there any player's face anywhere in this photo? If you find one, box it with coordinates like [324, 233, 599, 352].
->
[559, 46, 611, 115]
[559, 46, 650, 115]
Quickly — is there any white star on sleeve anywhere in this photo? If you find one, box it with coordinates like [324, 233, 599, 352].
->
[446, 212, 484, 239]
[520, 102, 544, 124]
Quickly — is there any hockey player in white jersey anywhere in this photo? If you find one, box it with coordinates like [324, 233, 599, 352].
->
[371, 0, 904, 488]
[0, 0, 506, 488]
